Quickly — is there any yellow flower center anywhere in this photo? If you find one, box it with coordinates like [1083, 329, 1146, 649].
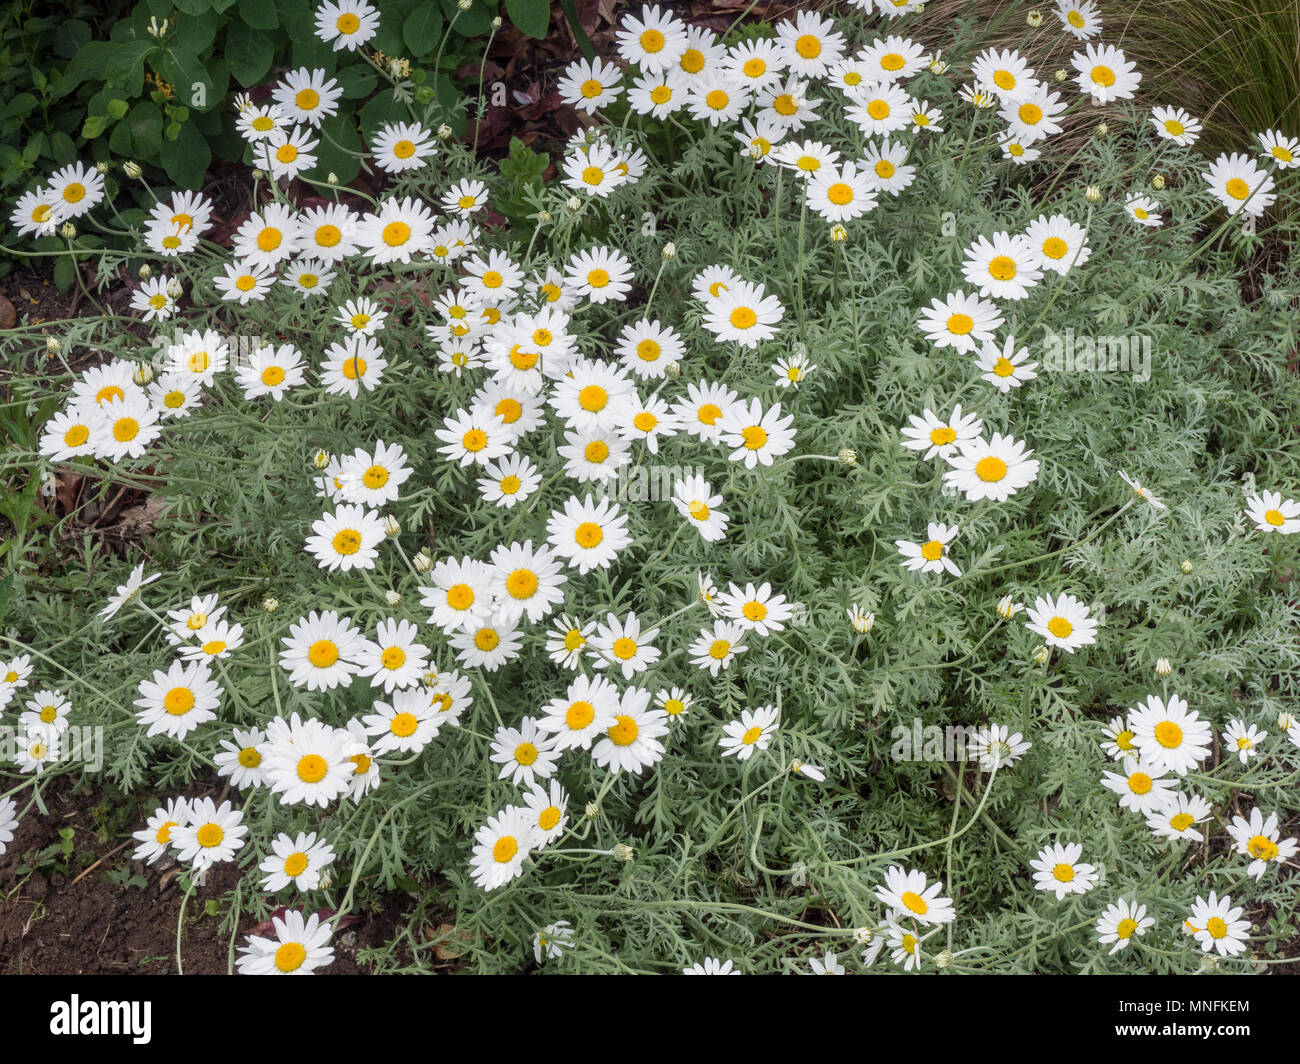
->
[296, 88, 320, 110]
[196, 823, 224, 848]
[584, 440, 609, 463]
[1129, 772, 1152, 795]
[579, 384, 608, 411]
[332, 528, 362, 555]
[689, 500, 710, 521]
[506, 568, 539, 599]
[975, 456, 1007, 482]
[474, 628, 500, 651]
[337, 12, 360, 33]
[920, 540, 944, 561]
[640, 28, 665, 53]
[64, 424, 90, 447]
[257, 227, 282, 252]
[875, 159, 895, 179]
[1248, 835, 1279, 861]
[393, 139, 416, 159]
[493, 836, 518, 862]
[680, 48, 704, 73]
[262, 365, 286, 386]
[382, 221, 411, 246]
[1206, 917, 1228, 939]
[827, 182, 853, 205]
[112, 417, 139, 442]
[381, 646, 407, 670]
[988, 255, 1017, 280]
[238, 747, 261, 768]
[390, 712, 418, 737]
[587, 268, 610, 288]
[308, 639, 339, 668]
[575, 522, 604, 548]
[1264, 508, 1285, 526]
[901, 890, 928, 914]
[1052, 863, 1075, 882]
[1169, 812, 1194, 831]
[297, 753, 328, 783]
[1018, 102, 1042, 124]
[705, 89, 729, 110]
[608, 714, 639, 745]
[565, 701, 595, 729]
[867, 99, 890, 120]
[162, 689, 193, 716]
[795, 34, 820, 58]
[1225, 178, 1250, 200]
[612, 637, 638, 660]
[1090, 65, 1115, 87]
[316, 224, 341, 247]
[1154, 720, 1183, 749]
[1047, 616, 1073, 638]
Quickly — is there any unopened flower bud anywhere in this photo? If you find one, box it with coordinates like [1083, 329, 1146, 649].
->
[312, 449, 331, 469]
[60, 222, 76, 239]
[838, 448, 857, 466]
[1053, 68, 1068, 82]
[584, 802, 599, 820]
[1032, 644, 1050, 666]
[929, 59, 947, 75]
[123, 160, 142, 179]
[1095, 123, 1109, 137]
[535, 209, 551, 223]
[934, 949, 952, 968]
[327, 172, 339, 186]
[412, 549, 433, 574]
[166, 277, 184, 299]
[613, 843, 634, 862]
[1155, 657, 1172, 677]
[661, 242, 676, 260]
[382, 515, 401, 537]
[251, 168, 265, 180]
[1027, 10, 1043, 26]
[1085, 185, 1101, 202]
[138, 264, 152, 280]
[45, 336, 61, 355]
[133, 362, 154, 386]
[997, 595, 1024, 620]
[491, 15, 502, 28]
[385, 589, 402, 608]
[830, 223, 847, 242]
[853, 926, 874, 945]
[566, 196, 582, 211]
[457, 0, 472, 10]
[95, 161, 110, 175]
[1151, 174, 1165, 190]
[437, 124, 453, 140]
[664, 360, 681, 378]
[1180, 559, 1194, 574]
[262, 596, 279, 612]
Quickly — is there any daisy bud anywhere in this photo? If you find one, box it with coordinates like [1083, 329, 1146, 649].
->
[251, 168, 265, 180]
[423, 670, 439, 687]
[830, 223, 848, 242]
[385, 589, 402, 608]
[491, 15, 502, 27]
[60, 222, 76, 239]
[95, 160, 110, 174]
[1155, 657, 1172, 677]
[661, 242, 676, 260]
[997, 595, 1024, 620]
[317, 867, 334, 891]
[566, 196, 582, 211]
[838, 448, 858, 466]
[312, 449, 331, 469]
[45, 336, 61, 355]
[584, 802, 599, 820]
[327, 172, 339, 186]
[1085, 185, 1101, 202]
[1180, 559, 1194, 574]
[138, 264, 152, 279]
[665, 360, 681, 378]
[123, 160, 142, 179]
[1053, 68, 1068, 82]
[1095, 123, 1109, 137]
[437, 124, 453, 140]
[1032, 644, 1050, 666]
[166, 277, 184, 299]
[1149, 174, 1165, 191]
[536, 209, 552, 223]
[852, 926, 874, 945]
[913, 2, 924, 11]
[613, 843, 634, 862]
[929, 59, 947, 75]
[1278, 711, 1296, 732]
[382, 515, 401, 537]
[934, 949, 952, 968]
[457, 0, 472, 10]
[262, 596, 279, 613]
[412, 549, 433, 574]
[132, 362, 154, 386]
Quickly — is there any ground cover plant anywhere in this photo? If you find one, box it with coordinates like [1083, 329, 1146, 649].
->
[2, 0, 1300, 975]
